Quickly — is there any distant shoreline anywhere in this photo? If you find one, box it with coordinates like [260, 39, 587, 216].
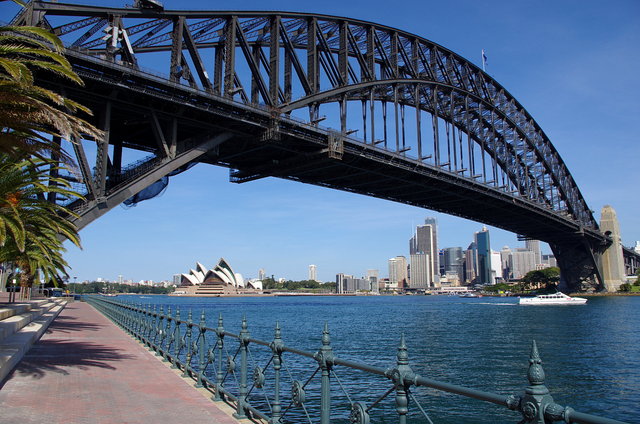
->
[106, 291, 640, 298]
[571, 292, 640, 297]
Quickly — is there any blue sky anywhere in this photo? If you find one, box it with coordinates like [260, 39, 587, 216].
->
[2, 0, 639, 283]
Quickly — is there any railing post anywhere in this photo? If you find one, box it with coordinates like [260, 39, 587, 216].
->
[214, 313, 225, 401]
[386, 334, 414, 424]
[183, 310, 193, 378]
[163, 306, 172, 360]
[516, 340, 572, 424]
[270, 321, 284, 424]
[171, 308, 181, 368]
[143, 304, 152, 346]
[154, 306, 164, 355]
[233, 316, 250, 420]
[195, 310, 207, 388]
[314, 323, 334, 424]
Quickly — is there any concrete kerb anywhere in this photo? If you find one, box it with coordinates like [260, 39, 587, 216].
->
[0, 299, 67, 384]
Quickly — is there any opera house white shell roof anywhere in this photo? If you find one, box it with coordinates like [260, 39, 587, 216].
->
[181, 258, 260, 290]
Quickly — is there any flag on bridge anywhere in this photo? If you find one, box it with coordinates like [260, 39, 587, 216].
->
[482, 49, 488, 71]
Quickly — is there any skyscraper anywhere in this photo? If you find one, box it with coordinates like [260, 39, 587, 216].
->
[258, 269, 266, 280]
[500, 246, 512, 280]
[474, 226, 491, 284]
[409, 217, 439, 287]
[388, 256, 408, 287]
[409, 253, 430, 288]
[366, 269, 379, 293]
[511, 249, 537, 279]
[464, 242, 476, 283]
[309, 264, 317, 282]
[442, 247, 464, 282]
[525, 239, 542, 265]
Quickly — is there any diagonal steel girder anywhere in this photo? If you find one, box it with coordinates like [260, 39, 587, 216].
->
[70, 133, 232, 231]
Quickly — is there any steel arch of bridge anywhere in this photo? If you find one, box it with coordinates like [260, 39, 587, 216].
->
[14, 1, 620, 289]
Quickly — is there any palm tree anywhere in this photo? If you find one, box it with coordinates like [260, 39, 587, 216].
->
[0, 154, 82, 299]
[0, 21, 102, 161]
[1, 3, 102, 298]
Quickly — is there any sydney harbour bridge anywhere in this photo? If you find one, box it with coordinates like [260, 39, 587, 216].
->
[11, 1, 639, 291]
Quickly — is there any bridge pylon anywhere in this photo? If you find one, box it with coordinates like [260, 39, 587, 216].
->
[599, 205, 626, 291]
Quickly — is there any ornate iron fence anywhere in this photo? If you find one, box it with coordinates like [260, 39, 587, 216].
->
[85, 296, 627, 424]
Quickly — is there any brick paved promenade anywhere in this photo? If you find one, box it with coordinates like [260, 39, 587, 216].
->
[0, 301, 241, 424]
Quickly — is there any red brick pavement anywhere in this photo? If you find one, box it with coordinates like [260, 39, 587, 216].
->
[0, 301, 241, 424]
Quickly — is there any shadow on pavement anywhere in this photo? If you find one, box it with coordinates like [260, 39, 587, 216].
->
[45, 314, 104, 334]
[5, 339, 137, 381]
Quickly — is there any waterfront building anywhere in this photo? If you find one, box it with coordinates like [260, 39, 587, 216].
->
[541, 254, 557, 267]
[464, 242, 476, 284]
[474, 227, 492, 285]
[500, 246, 512, 280]
[309, 264, 317, 282]
[409, 218, 439, 285]
[336, 273, 348, 294]
[511, 249, 537, 279]
[409, 253, 430, 289]
[336, 274, 370, 293]
[438, 249, 446, 276]
[180, 258, 260, 295]
[490, 251, 502, 284]
[258, 268, 266, 281]
[388, 256, 408, 287]
[442, 247, 464, 283]
[525, 239, 542, 266]
[366, 269, 379, 293]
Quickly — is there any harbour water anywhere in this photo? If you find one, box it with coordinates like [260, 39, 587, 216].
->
[118, 294, 639, 423]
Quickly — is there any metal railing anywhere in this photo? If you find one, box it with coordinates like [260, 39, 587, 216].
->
[85, 296, 628, 424]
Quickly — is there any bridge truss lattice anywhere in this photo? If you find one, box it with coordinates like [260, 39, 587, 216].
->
[14, 1, 627, 289]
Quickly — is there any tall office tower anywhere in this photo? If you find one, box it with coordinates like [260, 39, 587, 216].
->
[464, 242, 476, 283]
[443, 247, 464, 282]
[500, 246, 512, 280]
[309, 264, 317, 282]
[409, 253, 430, 288]
[474, 226, 491, 284]
[635, 241, 640, 255]
[258, 268, 266, 280]
[438, 249, 446, 276]
[409, 218, 439, 286]
[541, 254, 557, 268]
[366, 269, 379, 293]
[490, 251, 502, 284]
[511, 249, 537, 279]
[335, 273, 348, 294]
[525, 239, 542, 265]
[388, 256, 408, 287]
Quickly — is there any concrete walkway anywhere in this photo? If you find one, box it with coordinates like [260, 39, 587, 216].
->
[0, 301, 242, 424]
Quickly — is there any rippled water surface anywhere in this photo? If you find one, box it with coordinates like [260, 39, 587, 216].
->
[119, 294, 639, 423]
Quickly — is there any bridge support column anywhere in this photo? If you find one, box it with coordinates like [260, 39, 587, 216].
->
[600, 205, 626, 292]
[551, 242, 601, 293]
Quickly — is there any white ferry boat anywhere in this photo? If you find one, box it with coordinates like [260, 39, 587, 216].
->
[519, 292, 587, 305]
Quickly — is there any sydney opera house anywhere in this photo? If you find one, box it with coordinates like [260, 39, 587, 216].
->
[179, 258, 262, 296]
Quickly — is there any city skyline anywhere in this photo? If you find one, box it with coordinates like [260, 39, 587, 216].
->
[2, 0, 637, 283]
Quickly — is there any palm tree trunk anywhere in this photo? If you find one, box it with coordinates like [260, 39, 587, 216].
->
[19, 263, 32, 301]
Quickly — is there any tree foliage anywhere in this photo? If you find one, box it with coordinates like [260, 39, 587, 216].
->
[0, 22, 102, 161]
[522, 267, 560, 285]
[0, 154, 82, 288]
[68, 282, 173, 295]
[262, 278, 335, 292]
[0, 10, 101, 295]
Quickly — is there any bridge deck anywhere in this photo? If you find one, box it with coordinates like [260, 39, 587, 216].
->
[0, 301, 240, 424]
